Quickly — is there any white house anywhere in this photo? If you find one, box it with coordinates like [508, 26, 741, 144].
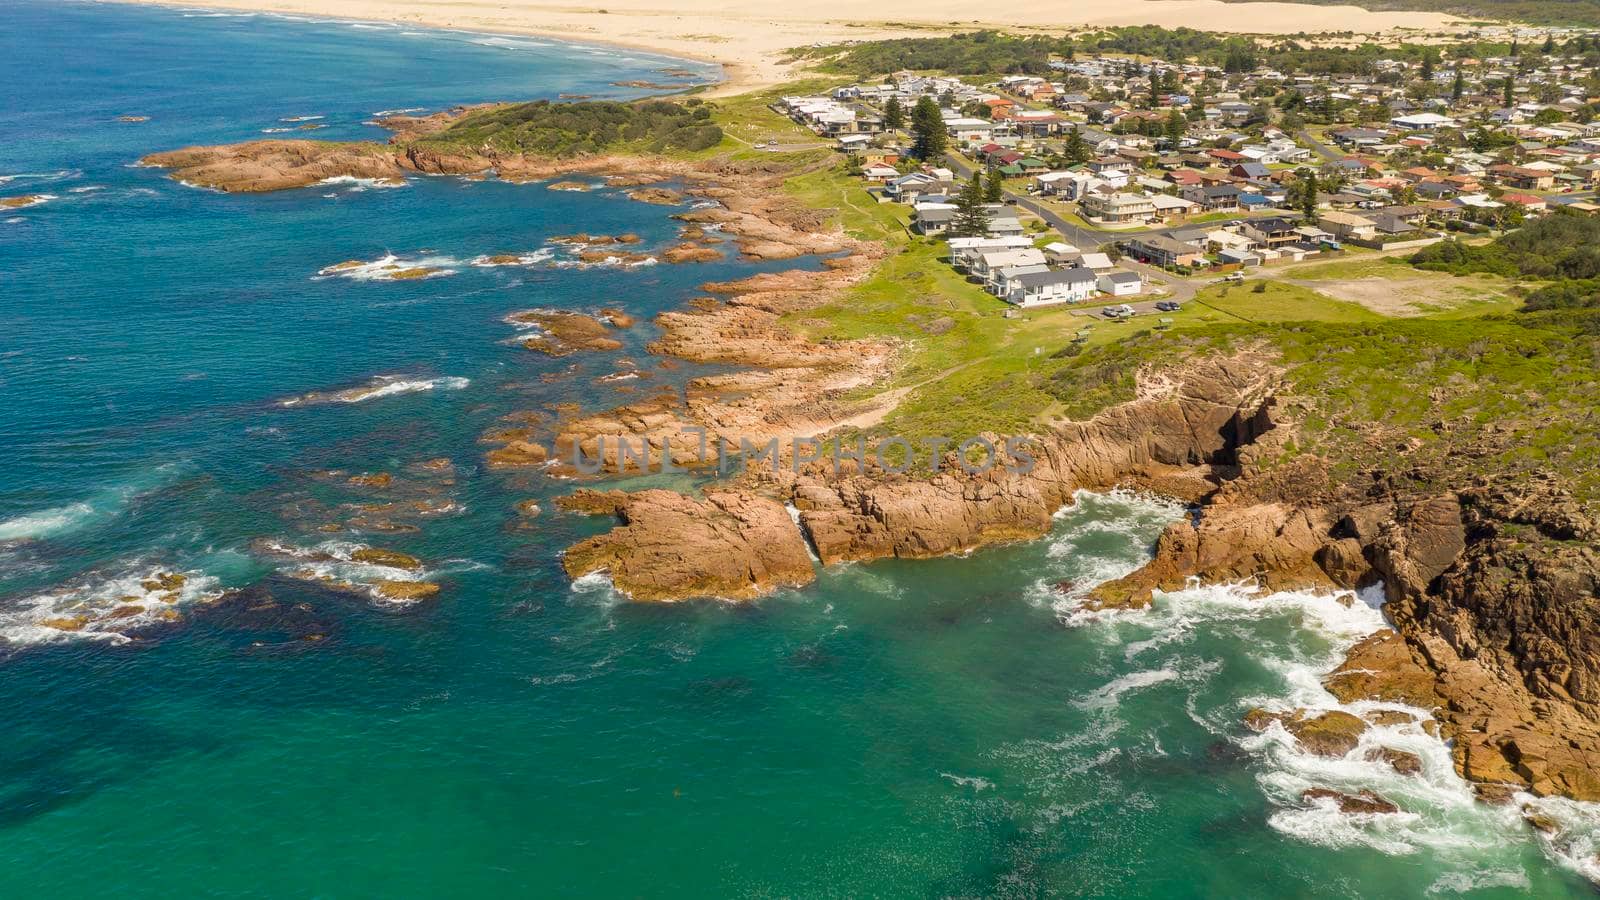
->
[1003, 268, 1099, 307]
[971, 247, 1047, 282]
[1097, 270, 1143, 296]
[989, 262, 1051, 295]
[1390, 112, 1456, 131]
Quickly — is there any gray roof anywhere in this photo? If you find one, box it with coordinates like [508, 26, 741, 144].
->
[1015, 268, 1098, 288]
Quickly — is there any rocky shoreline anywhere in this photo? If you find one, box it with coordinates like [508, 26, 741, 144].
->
[138, 125, 1600, 808]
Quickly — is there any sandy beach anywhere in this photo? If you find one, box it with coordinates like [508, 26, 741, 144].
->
[114, 0, 1465, 95]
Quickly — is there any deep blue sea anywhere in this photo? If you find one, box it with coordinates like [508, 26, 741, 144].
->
[2, 2, 1599, 896]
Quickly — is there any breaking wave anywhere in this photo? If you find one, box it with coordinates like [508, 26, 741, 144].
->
[277, 374, 469, 407]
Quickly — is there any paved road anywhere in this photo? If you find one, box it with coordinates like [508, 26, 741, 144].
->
[942, 151, 1197, 302]
[1294, 128, 1342, 163]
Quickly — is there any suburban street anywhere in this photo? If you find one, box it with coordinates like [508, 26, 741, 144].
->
[942, 151, 1198, 301]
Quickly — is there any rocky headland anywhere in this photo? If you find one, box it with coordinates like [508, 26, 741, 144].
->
[137, 109, 1600, 808]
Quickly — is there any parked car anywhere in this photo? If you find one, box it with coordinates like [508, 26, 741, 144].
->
[1220, 273, 1245, 284]
[1155, 300, 1181, 312]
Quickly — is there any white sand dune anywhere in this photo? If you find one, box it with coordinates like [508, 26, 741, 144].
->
[117, 0, 1466, 95]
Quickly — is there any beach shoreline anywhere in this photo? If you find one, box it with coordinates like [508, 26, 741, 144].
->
[106, 0, 1469, 96]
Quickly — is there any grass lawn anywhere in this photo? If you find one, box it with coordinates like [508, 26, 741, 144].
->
[1276, 255, 1522, 317]
[1194, 281, 1385, 324]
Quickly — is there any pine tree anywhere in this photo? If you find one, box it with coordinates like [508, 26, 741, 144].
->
[1164, 109, 1186, 147]
[1149, 72, 1161, 109]
[883, 96, 905, 131]
[1510, 38, 1520, 57]
[984, 169, 1006, 203]
[1064, 125, 1089, 164]
[1504, 76, 1515, 108]
[1420, 53, 1435, 83]
[910, 96, 947, 161]
[1543, 34, 1555, 54]
[951, 173, 990, 237]
[1297, 168, 1319, 223]
[1452, 68, 1465, 101]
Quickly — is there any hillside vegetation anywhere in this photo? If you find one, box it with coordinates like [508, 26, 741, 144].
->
[414, 99, 723, 157]
[1044, 311, 1600, 499]
[1411, 210, 1600, 308]
[1208, 0, 1600, 26]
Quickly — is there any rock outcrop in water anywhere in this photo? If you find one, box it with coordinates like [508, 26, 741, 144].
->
[558, 488, 815, 600]
[142, 140, 408, 192]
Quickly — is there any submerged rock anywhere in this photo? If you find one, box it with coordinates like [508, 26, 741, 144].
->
[1367, 746, 1424, 776]
[1244, 708, 1368, 758]
[1301, 788, 1399, 815]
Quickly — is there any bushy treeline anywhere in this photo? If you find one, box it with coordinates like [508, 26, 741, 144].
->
[1526, 279, 1600, 310]
[425, 99, 721, 157]
[1214, 0, 1600, 27]
[1411, 211, 1600, 281]
[795, 31, 1065, 76]
[797, 26, 1522, 80]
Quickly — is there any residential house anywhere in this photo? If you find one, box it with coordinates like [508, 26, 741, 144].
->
[1125, 234, 1206, 268]
[1241, 216, 1302, 248]
[1001, 268, 1100, 307]
[1080, 190, 1157, 224]
[970, 247, 1047, 283]
[1183, 183, 1243, 211]
[1487, 164, 1555, 191]
[1318, 210, 1379, 241]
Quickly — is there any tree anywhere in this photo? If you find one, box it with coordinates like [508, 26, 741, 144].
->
[1543, 34, 1555, 54]
[1063, 125, 1089, 164]
[1420, 53, 1435, 83]
[951, 173, 990, 237]
[1452, 68, 1465, 101]
[1295, 167, 1319, 223]
[1164, 109, 1186, 147]
[910, 96, 947, 160]
[984, 168, 1006, 203]
[1510, 38, 1520, 58]
[1149, 72, 1161, 109]
[1504, 77, 1515, 108]
[883, 96, 904, 131]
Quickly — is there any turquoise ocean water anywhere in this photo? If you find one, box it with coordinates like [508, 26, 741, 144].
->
[2, 2, 1598, 895]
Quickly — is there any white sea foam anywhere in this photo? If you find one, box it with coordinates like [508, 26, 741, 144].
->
[257, 539, 434, 606]
[0, 564, 223, 647]
[1075, 666, 1183, 711]
[1073, 573, 1600, 886]
[314, 253, 457, 281]
[472, 36, 554, 50]
[0, 193, 57, 210]
[277, 374, 468, 407]
[317, 175, 408, 191]
[0, 467, 179, 543]
[0, 502, 97, 542]
[471, 247, 555, 268]
[940, 773, 995, 791]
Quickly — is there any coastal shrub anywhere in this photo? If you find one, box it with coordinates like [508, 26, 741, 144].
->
[1525, 279, 1600, 311]
[421, 99, 721, 157]
[1411, 211, 1600, 281]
